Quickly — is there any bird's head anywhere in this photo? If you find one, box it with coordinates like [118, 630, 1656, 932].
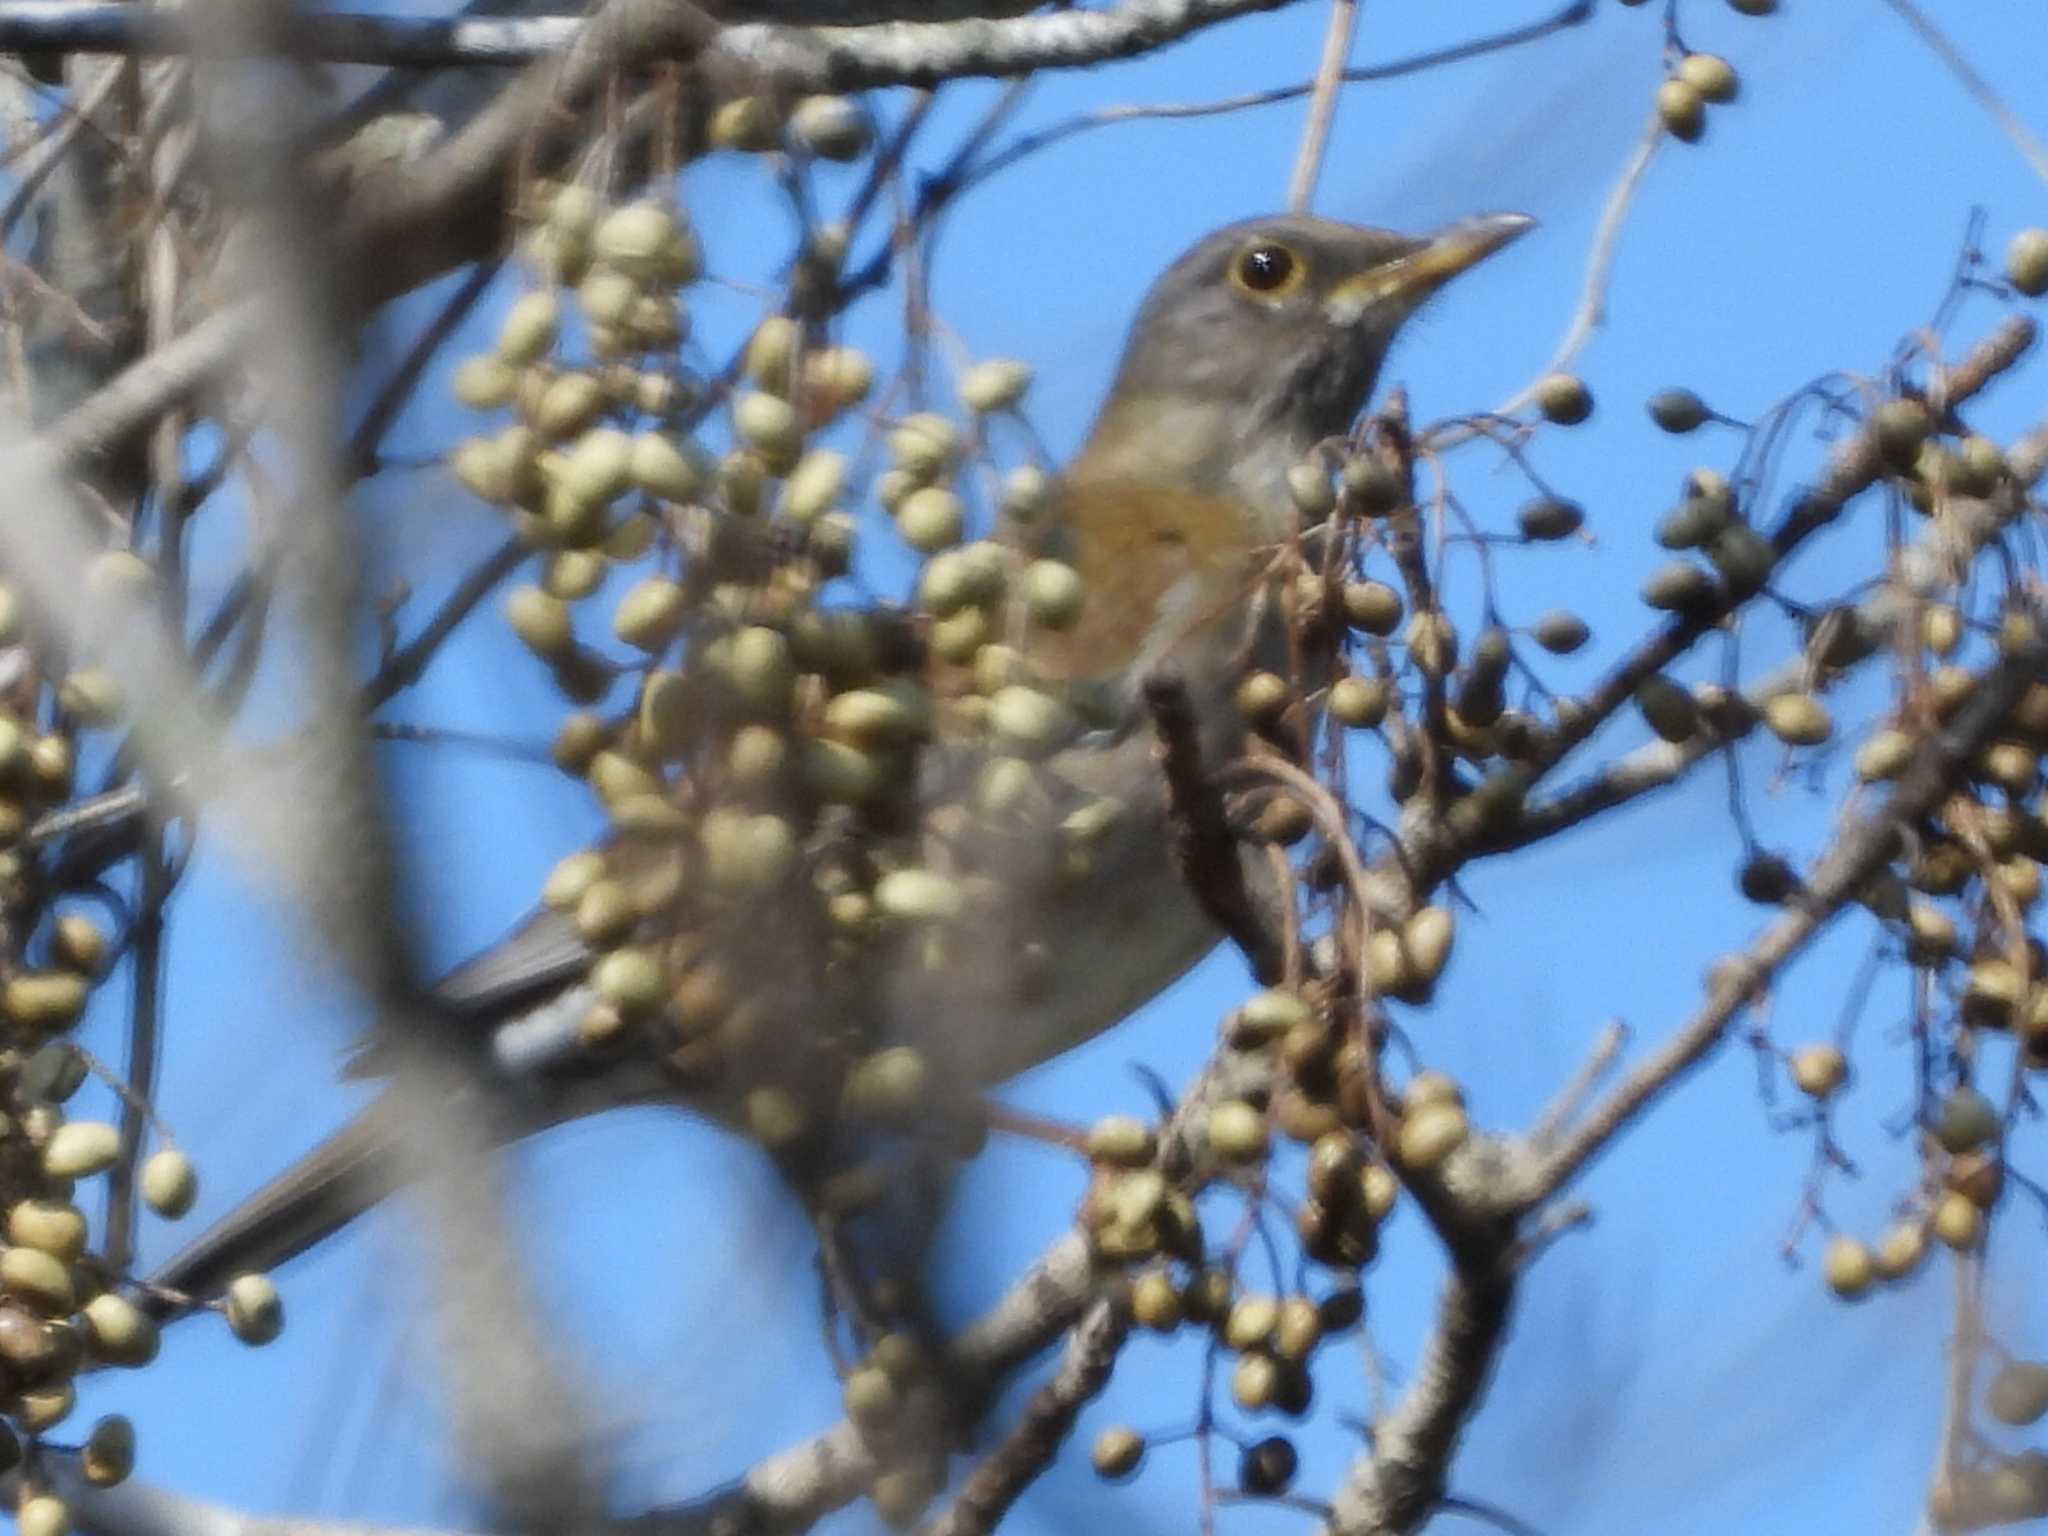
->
[1075, 212, 1534, 506]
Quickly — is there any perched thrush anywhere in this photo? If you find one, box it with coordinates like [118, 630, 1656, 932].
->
[153, 210, 1531, 1299]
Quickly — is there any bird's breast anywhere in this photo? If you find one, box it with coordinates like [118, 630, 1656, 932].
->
[1032, 474, 1287, 716]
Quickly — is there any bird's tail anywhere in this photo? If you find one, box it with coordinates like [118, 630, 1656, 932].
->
[145, 1109, 401, 1311]
[145, 908, 600, 1309]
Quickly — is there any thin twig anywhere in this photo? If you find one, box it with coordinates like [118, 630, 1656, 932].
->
[101, 825, 168, 1274]
[28, 785, 150, 846]
[362, 535, 526, 707]
[1421, 313, 2039, 890]
[961, 1, 1592, 198]
[1501, 109, 1661, 408]
[1464, 417, 2040, 860]
[370, 721, 555, 762]
[1433, 109, 1662, 446]
[1926, 1251, 1985, 1528]
[1221, 751, 1386, 960]
[1526, 1020, 1625, 1150]
[1284, 0, 1360, 214]
[347, 258, 503, 473]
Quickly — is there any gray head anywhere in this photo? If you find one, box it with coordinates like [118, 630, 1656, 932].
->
[1081, 212, 1534, 488]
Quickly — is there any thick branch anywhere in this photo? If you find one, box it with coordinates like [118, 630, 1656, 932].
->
[0, 0, 1294, 73]
[1324, 1259, 1514, 1536]
[42, 0, 1304, 479]
[0, 4, 583, 64]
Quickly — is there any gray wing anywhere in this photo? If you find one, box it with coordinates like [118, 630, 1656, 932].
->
[432, 906, 591, 1018]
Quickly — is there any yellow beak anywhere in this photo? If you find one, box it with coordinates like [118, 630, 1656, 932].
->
[1325, 212, 1535, 323]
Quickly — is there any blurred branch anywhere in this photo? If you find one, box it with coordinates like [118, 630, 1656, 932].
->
[0, 60, 125, 240]
[29, 784, 150, 846]
[195, 0, 605, 1504]
[50, 1463, 473, 1536]
[43, 303, 259, 473]
[1879, 0, 2048, 185]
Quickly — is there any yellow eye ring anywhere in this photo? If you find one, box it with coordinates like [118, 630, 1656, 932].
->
[1230, 241, 1305, 298]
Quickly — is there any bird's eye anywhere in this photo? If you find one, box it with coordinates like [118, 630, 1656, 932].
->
[1233, 242, 1301, 296]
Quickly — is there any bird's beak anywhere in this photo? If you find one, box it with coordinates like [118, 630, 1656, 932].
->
[1325, 212, 1535, 325]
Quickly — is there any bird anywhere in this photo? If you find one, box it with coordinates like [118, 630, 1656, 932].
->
[149, 210, 1532, 1303]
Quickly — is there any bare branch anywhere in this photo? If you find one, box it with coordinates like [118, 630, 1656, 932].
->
[1324, 1259, 1514, 1536]
[0, 0, 1303, 75]
[919, 1299, 1131, 1536]
[362, 535, 529, 707]
[1468, 414, 2048, 858]
[954, 0, 1592, 194]
[1527, 1019, 1625, 1150]
[1425, 313, 2038, 884]
[1521, 627, 2048, 1206]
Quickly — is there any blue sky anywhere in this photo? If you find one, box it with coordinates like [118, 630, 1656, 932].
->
[56, 2, 2048, 1532]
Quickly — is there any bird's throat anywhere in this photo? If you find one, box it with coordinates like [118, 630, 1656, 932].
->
[1067, 389, 1311, 538]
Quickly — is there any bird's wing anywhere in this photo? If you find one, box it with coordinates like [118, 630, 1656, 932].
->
[336, 904, 591, 1083]
[431, 906, 593, 1018]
